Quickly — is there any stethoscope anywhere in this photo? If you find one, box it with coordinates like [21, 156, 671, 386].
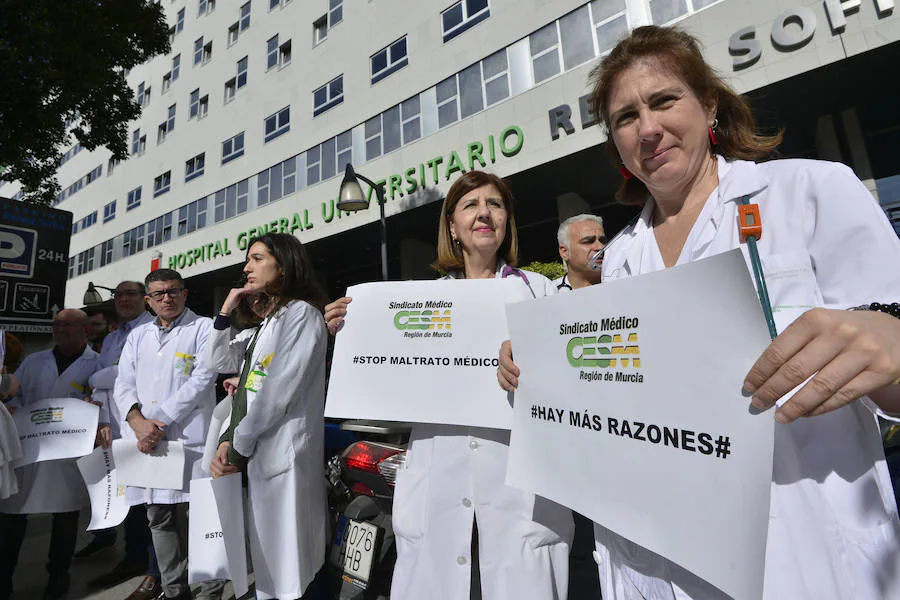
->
[556, 274, 572, 291]
[588, 194, 778, 340]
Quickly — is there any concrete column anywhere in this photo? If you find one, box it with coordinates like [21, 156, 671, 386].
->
[841, 107, 878, 199]
[815, 114, 842, 163]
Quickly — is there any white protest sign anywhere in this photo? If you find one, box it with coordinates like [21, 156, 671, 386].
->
[506, 250, 774, 600]
[112, 439, 185, 490]
[188, 475, 248, 596]
[12, 397, 98, 467]
[326, 279, 531, 429]
[77, 447, 130, 531]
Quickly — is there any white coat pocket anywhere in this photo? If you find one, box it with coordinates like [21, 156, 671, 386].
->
[173, 352, 196, 378]
[760, 250, 820, 312]
[391, 467, 430, 542]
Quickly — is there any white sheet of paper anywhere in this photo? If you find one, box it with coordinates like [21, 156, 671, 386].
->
[112, 439, 185, 490]
[326, 279, 531, 429]
[188, 475, 248, 596]
[12, 397, 98, 467]
[77, 447, 130, 531]
[506, 250, 774, 600]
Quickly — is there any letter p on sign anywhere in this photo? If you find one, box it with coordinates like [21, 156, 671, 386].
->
[0, 224, 37, 278]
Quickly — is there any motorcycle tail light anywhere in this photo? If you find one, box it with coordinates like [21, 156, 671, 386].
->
[377, 451, 407, 486]
[351, 482, 375, 496]
[342, 441, 404, 475]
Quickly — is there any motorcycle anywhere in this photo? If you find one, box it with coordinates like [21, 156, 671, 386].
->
[326, 420, 411, 599]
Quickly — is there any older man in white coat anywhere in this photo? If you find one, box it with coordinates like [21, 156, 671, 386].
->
[0, 309, 103, 600]
[115, 269, 222, 600]
[552, 215, 607, 292]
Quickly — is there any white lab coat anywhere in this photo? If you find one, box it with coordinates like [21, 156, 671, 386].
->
[202, 300, 328, 599]
[114, 309, 217, 505]
[392, 264, 575, 600]
[595, 157, 900, 599]
[0, 347, 102, 514]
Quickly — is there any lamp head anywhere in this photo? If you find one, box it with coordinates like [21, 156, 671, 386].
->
[83, 282, 103, 305]
[337, 164, 369, 212]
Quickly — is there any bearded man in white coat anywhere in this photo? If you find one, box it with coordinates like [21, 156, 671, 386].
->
[0, 309, 103, 600]
[114, 269, 223, 600]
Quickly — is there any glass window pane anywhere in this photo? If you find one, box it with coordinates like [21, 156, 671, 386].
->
[650, 0, 687, 24]
[307, 145, 320, 164]
[402, 117, 421, 144]
[330, 77, 342, 97]
[366, 137, 381, 161]
[442, 4, 463, 32]
[270, 163, 283, 201]
[482, 49, 508, 79]
[337, 149, 352, 172]
[438, 99, 458, 128]
[436, 76, 457, 103]
[466, 0, 488, 13]
[590, 0, 626, 23]
[365, 115, 381, 138]
[308, 163, 320, 185]
[238, 180, 249, 212]
[530, 23, 558, 55]
[372, 50, 388, 74]
[283, 159, 296, 195]
[382, 106, 401, 153]
[459, 63, 484, 118]
[336, 131, 352, 150]
[485, 75, 509, 106]
[392, 37, 407, 60]
[533, 51, 561, 83]
[401, 96, 420, 119]
[596, 15, 628, 54]
[226, 185, 237, 218]
[314, 87, 327, 107]
[321, 137, 336, 180]
[560, 6, 594, 70]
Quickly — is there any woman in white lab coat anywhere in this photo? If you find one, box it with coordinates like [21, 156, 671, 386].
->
[500, 25, 900, 600]
[327, 170, 574, 600]
[204, 232, 330, 600]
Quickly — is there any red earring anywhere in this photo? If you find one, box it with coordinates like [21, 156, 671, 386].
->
[618, 166, 633, 180]
[708, 118, 719, 146]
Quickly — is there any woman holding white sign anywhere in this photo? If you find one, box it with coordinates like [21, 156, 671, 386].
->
[499, 24, 900, 600]
[203, 233, 329, 600]
[327, 170, 574, 600]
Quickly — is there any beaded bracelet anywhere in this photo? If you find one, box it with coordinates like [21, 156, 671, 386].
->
[849, 302, 900, 320]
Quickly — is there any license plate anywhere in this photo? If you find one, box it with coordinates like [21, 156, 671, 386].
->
[329, 517, 380, 589]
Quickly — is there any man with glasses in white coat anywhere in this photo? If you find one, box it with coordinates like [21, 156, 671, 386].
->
[114, 269, 222, 600]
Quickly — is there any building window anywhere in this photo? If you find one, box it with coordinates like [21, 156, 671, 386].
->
[127, 186, 142, 210]
[158, 104, 176, 143]
[172, 54, 181, 81]
[442, 0, 490, 43]
[214, 179, 250, 221]
[189, 89, 200, 118]
[530, 22, 562, 83]
[132, 128, 146, 156]
[198, 0, 215, 17]
[371, 36, 408, 84]
[228, 22, 240, 45]
[153, 171, 172, 197]
[185, 153, 205, 182]
[103, 200, 116, 223]
[306, 131, 350, 186]
[279, 40, 292, 67]
[401, 95, 421, 144]
[123, 225, 145, 258]
[107, 157, 121, 176]
[366, 106, 402, 161]
[329, 0, 343, 25]
[313, 75, 343, 116]
[224, 79, 237, 103]
[202, 41, 213, 64]
[236, 56, 248, 88]
[194, 37, 204, 65]
[162, 72, 172, 93]
[650, 0, 718, 25]
[100, 239, 113, 267]
[264, 106, 290, 142]
[176, 7, 185, 32]
[222, 132, 245, 164]
[482, 48, 509, 106]
[240, 2, 251, 30]
[313, 15, 328, 45]
[266, 35, 280, 69]
[436, 75, 459, 128]
[177, 198, 208, 236]
[559, 5, 597, 70]
[590, 0, 628, 55]
[137, 82, 149, 107]
[145, 213, 173, 248]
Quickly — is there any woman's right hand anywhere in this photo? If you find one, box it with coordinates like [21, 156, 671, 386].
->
[220, 286, 256, 315]
[222, 376, 240, 397]
[210, 441, 242, 478]
[497, 340, 520, 391]
[325, 297, 352, 336]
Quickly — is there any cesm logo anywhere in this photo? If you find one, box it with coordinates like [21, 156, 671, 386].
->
[0, 224, 38, 279]
[390, 300, 453, 339]
[561, 316, 643, 383]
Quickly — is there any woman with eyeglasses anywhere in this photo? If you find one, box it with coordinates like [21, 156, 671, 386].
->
[203, 233, 330, 600]
[326, 170, 574, 600]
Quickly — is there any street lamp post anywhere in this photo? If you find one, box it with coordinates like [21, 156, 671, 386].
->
[83, 282, 116, 305]
[337, 164, 389, 281]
